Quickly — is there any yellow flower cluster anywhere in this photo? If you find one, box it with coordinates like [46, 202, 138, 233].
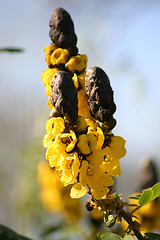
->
[41, 45, 90, 116]
[41, 32, 126, 201]
[42, 113, 126, 199]
[37, 160, 82, 221]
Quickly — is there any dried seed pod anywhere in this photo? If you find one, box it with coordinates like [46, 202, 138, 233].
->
[51, 71, 78, 123]
[49, 8, 78, 56]
[85, 66, 116, 125]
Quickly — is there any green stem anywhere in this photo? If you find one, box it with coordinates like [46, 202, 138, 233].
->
[120, 209, 145, 240]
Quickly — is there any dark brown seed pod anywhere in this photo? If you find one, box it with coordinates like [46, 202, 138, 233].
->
[85, 66, 116, 126]
[49, 8, 74, 33]
[49, 8, 78, 56]
[51, 71, 78, 123]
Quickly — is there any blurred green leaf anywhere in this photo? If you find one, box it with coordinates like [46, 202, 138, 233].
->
[139, 189, 153, 206]
[123, 235, 134, 240]
[106, 215, 116, 228]
[139, 182, 160, 206]
[0, 224, 32, 240]
[97, 232, 122, 240]
[128, 194, 141, 200]
[152, 182, 160, 199]
[129, 204, 138, 207]
[40, 223, 66, 237]
[0, 47, 24, 53]
[144, 232, 160, 239]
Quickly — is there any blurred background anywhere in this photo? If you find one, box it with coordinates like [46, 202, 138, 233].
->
[0, 0, 160, 239]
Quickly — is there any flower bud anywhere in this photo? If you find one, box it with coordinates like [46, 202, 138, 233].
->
[51, 71, 78, 123]
[85, 66, 116, 128]
[49, 8, 78, 56]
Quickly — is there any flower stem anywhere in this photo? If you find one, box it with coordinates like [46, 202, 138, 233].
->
[120, 209, 145, 240]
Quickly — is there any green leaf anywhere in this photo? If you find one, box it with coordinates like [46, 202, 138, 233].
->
[144, 232, 160, 239]
[129, 204, 138, 207]
[0, 225, 32, 240]
[0, 48, 24, 53]
[152, 182, 160, 199]
[106, 215, 116, 228]
[123, 235, 134, 240]
[104, 212, 109, 222]
[128, 194, 141, 200]
[97, 232, 122, 240]
[139, 189, 153, 206]
[40, 223, 66, 237]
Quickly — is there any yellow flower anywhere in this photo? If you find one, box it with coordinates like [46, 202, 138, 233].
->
[72, 71, 86, 90]
[44, 44, 57, 66]
[56, 152, 80, 186]
[87, 125, 105, 149]
[70, 183, 87, 199]
[86, 148, 104, 169]
[79, 160, 114, 200]
[90, 207, 104, 221]
[77, 89, 91, 118]
[108, 136, 126, 159]
[46, 131, 77, 168]
[41, 67, 59, 96]
[102, 159, 121, 177]
[37, 160, 82, 221]
[77, 133, 97, 155]
[37, 160, 64, 211]
[77, 149, 113, 199]
[43, 117, 65, 148]
[46, 135, 68, 168]
[50, 48, 69, 65]
[102, 136, 126, 177]
[77, 71, 86, 89]
[46, 117, 65, 136]
[72, 72, 88, 117]
[66, 54, 88, 72]
[72, 73, 79, 89]
[47, 97, 54, 110]
[59, 130, 77, 152]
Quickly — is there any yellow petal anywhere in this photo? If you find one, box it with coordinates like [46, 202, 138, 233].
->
[79, 160, 88, 186]
[46, 117, 65, 137]
[102, 161, 121, 177]
[47, 97, 54, 110]
[70, 183, 87, 199]
[72, 73, 79, 89]
[96, 127, 105, 148]
[41, 68, 59, 88]
[43, 134, 53, 148]
[109, 136, 126, 159]
[50, 48, 69, 65]
[60, 130, 77, 152]
[77, 71, 86, 89]
[87, 133, 97, 152]
[86, 149, 104, 168]
[77, 134, 91, 155]
[44, 44, 57, 66]
[66, 54, 88, 72]
[77, 89, 91, 118]
[91, 187, 109, 200]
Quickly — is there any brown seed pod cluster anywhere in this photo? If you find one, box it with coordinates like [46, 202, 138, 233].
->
[49, 8, 78, 56]
[51, 71, 78, 123]
[85, 66, 116, 129]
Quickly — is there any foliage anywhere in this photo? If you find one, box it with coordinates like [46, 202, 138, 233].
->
[0, 47, 24, 53]
[0, 225, 32, 240]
